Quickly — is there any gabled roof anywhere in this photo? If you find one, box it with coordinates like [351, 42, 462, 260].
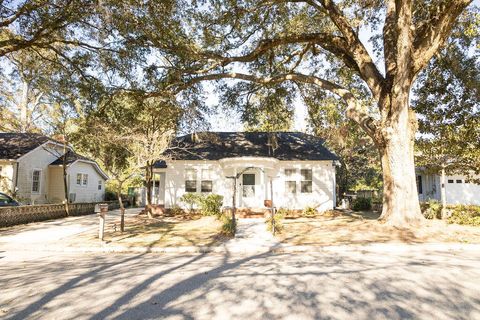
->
[158, 131, 339, 163]
[50, 150, 93, 165]
[0, 132, 53, 159]
[50, 150, 109, 180]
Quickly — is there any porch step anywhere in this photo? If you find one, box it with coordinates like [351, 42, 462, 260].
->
[235, 208, 271, 219]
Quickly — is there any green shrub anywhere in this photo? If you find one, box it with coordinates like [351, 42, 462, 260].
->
[220, 214, 236, 236]
[198, 194, 223, 216]
[351, 197, 372, 211]
[420, 199, 442, 219]
[180, 193, 201, 213]
[302, 206, 317, 217]
[448, 205, 480, 226]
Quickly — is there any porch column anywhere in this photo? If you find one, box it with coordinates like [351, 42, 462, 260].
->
[234, 167, 239, 207]
[261, 169, 267, 200]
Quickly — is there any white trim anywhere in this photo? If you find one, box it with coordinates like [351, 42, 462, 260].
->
[73, 160, 109, 180]
[54, 159, 109, 180]
[31, 168, 42, 194]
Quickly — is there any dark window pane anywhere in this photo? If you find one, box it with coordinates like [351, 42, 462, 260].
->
[456, 180, 462, 183]
[185, 180, 197, 192]
[243, 174, 255, 185]
[448, 180, 454, 183]
[201, 180, 212, 193]
[286, 181, 296, 193]
[416, 175, 423, 194]
[301, 169, 312, 181]
[301, 181, 312, 193]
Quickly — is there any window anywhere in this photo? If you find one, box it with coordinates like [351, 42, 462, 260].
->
[285, 181, 297, 193]
[98, 180, 102, 190]
[416, 175, 423, 194]
[448, 179, 454, 183]
[456, 179, 462, 184]
[242, 173, 255, 197]
[201, 169, 213, 193]
[32, 170, 41, 193]
[185, 168, 197, 192]
[285, 169, 297, 194]
[300, 169, 312, 193]
[76, 173, 88, 186]
[201, 181, 213, 193]
[285, 169, 296, 177]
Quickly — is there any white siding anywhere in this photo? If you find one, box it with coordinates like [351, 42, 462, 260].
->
[417, 172, 480, 205]
[16, 143, 64, 204]
[67, 161, 106, 203]
[161, 159, 335, 212]
[444, 174, 480, 205]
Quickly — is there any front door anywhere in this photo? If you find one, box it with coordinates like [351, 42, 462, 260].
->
[242, 173, 256, 207]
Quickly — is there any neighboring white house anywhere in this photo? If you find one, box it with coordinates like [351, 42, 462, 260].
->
[148, 132, 338, 212]
[0, 132, 108, 204]
[416, 169, 480, 205]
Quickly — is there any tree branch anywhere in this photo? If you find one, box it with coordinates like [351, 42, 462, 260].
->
[316, 0, 384, 99]
[167, 72, 378, 136]
[412, 0, 472, 75]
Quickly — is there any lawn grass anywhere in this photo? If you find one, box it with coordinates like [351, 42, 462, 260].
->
[278, 210, 480, 246]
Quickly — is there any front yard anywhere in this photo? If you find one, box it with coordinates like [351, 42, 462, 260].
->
[277, 210, 480, 246]
[72, 211, 231, 248]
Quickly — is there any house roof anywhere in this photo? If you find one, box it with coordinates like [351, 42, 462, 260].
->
[50, 150, 109, 180]
[0, 132, 53, 159]
[157, 131, 339, 164]
[50, 150, 93, 165]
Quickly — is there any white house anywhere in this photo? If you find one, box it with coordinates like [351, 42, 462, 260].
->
[149, 132, 338, 213]
[416, 169, 480, 205]
[0, 132, 108, 204]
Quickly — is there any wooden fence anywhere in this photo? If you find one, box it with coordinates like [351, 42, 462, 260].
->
[0, 201, 119, 228]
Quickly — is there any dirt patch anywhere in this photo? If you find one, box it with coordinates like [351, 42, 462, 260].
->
[278, 210, 480, 246]
[70, 214, 230, 248]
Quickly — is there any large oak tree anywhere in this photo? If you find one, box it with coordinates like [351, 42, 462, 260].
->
[153, 0, 475, 226]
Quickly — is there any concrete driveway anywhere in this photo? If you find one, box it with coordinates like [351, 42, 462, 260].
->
[1, 248, 479, 320]
[0, 208, 140, 248]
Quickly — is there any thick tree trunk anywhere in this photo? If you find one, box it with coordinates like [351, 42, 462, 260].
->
[378, 99, 424, 226]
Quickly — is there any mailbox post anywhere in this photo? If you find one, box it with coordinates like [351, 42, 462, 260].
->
[95, 203, 109, 241]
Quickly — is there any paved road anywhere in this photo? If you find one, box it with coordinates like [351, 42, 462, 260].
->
[1, 248, 479, 320]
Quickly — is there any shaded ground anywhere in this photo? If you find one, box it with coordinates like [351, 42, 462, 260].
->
[0, 208, 229, 250]
[1, 249, 479, 319]
[77, 213, 228, 248]
[279, 210, 480, 246]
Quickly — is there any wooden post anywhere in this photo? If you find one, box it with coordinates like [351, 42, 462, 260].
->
[270, 177, 275, 235]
